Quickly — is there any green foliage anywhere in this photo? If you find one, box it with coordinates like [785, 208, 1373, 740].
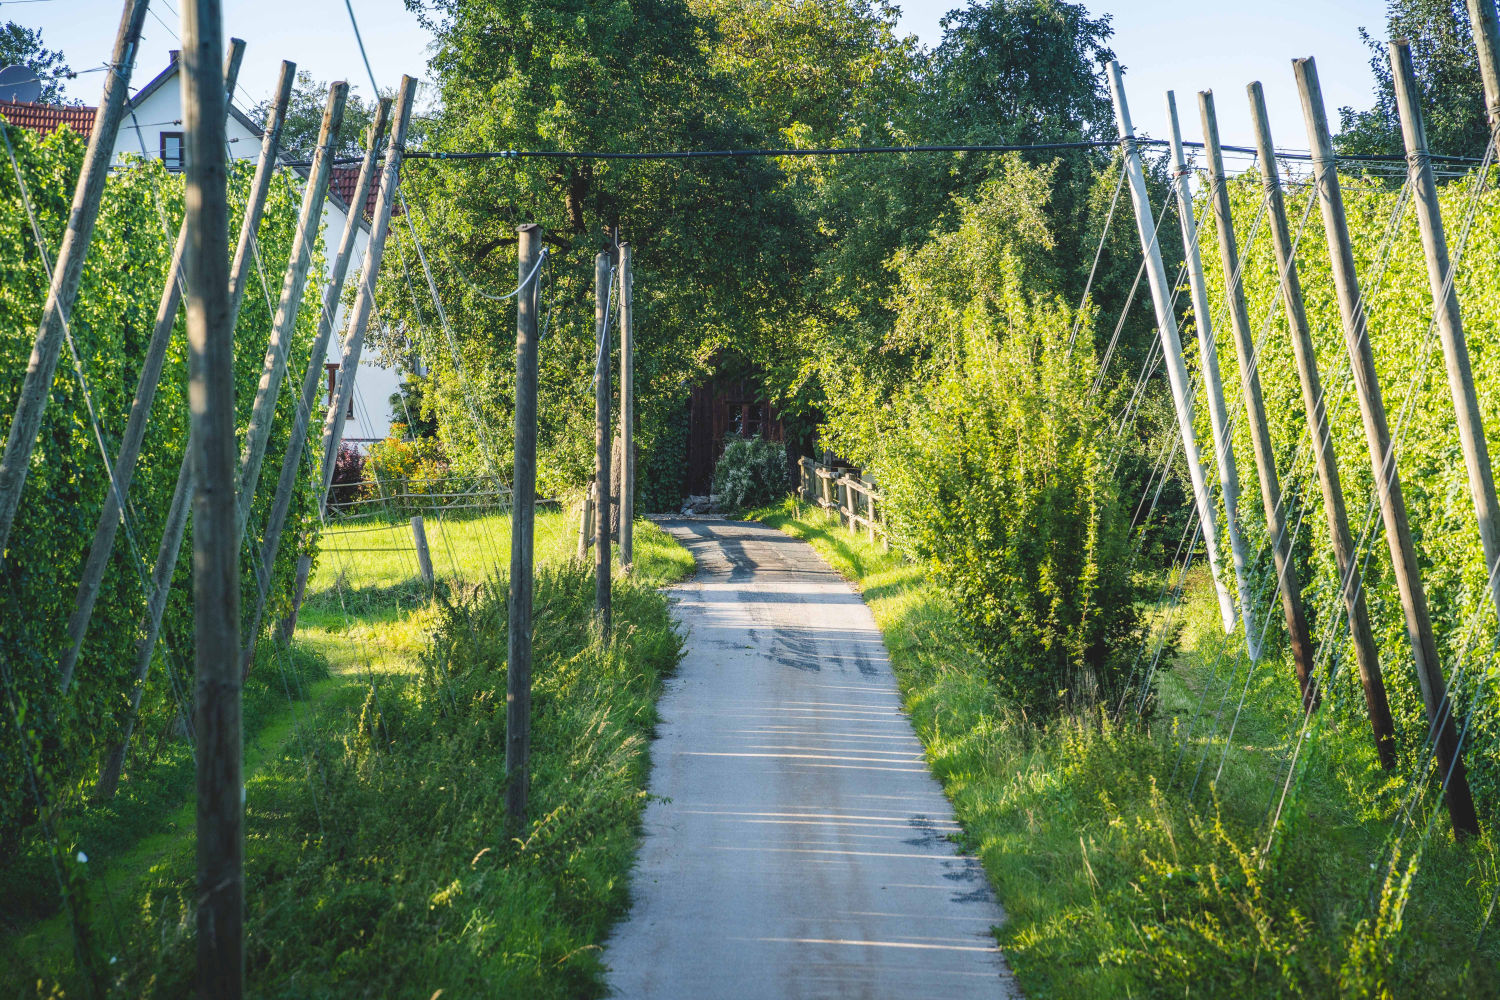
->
[711, 434, 790, 510]
[0, 125, 326, 851]
[0, 22, 71, 104]
[1338, 0, 1492, 160]
[755, 502, 1500, 999]
[376, 0, 803, 507]
[2, 510, 691, 998]
[874, 173, 1144, 714]
[1196, 164, 1500, 814]
[361, 426, 458, 515]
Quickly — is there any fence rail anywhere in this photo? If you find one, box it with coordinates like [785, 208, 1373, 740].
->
[798, 457, 888, 548]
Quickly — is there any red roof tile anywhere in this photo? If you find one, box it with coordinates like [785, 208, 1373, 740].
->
[330, 163, 384, 221]
[0, 100, 98, 139]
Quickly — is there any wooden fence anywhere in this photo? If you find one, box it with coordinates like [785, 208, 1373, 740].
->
[798, 457, 888, 548]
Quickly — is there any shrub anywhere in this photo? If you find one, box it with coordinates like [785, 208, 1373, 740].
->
[328, 442, 366, 511]
[712, 435, 790, 510]
[881, 266, 1146, 717]
[362, 429, 458, 516]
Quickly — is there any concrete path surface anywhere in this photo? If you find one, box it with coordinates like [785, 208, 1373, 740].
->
[604, 519, 1021, 1000]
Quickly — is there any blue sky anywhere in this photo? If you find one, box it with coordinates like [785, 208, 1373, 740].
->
[17, 0, 1386, 160]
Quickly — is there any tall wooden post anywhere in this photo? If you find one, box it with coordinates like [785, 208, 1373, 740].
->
[1198, 90, 1319, 711]
[226, 60, 297, 313]
[594, 252, 613, 630]
[1295, 57, 1477, 834]
[238, 99, 391, 674]
[507, 223, 542, 826]
[233, 81, 347, 535]
[618, 242, 635, 572]
[58, 38, 247, 694]
[1249, 82, 1394, 766]
[1391, 41, 1500, 629]
[277, 78, 417, 636]
[0, 0, 149, 565]
[1466, 0, 1500, 132]
[180, 0, 240, 992]
[1166, 90, 1256, 656]
[315, 78, 418, 501]
[116, 63, 298, 704]
[1106, 60, 1237, 635]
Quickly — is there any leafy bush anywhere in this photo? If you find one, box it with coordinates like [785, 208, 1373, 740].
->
[870, 166, 1146, 716]
[712, 434, 790, 510]
[327, 442, 366, 511]
[361, 428, 457, 515]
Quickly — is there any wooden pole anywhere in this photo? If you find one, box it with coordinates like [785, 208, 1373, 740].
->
[314, 78, 417, 501]
[1166, 90, 1257, 657]
[411, 515, 434, 584]
[234, 81, 347, 536]
[1466, 0, 1500, 132]
[58, 38, 246, 694]
[1105, 59, 1237, 635]
[594, 252, 613, 630]
[227, 60, 297, 316]
[0, 0, 149, 565]
[1391, 40, 1500, 628]
[112, 63, 296, 713]
[1249, 81, 1393, 766]
[1295, 57, 1478, 834]
[506, 223, 542, 826]
[618, 243, 635, 572]
[278, 77, 417, 636]
[238, 99, 391, 674]
[1199, 91, 1319, 711]
[180, 0, 241, 991]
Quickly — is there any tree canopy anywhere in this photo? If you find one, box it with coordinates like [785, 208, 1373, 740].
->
[0, 22, 72, 104]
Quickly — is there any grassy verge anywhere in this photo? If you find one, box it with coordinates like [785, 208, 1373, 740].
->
[2, 508, 693, 998]
[753, 498, 1500, 999]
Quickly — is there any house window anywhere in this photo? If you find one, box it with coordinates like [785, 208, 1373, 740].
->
[728, 401, 765, 438]
[325, 363, 354, 419]
[160, 131, 184, 171]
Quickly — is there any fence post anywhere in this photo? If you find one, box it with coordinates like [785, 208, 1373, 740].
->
[0, 0, 149, 565]
[1199, 90, 1319, 714]
[594, 252, 613, 631]
[411, 515, 434, 584]
[1392, 40, 1500, 630]
[1167, 90, 1257, 657]
[1107, 60, 1237, 636]
[1296, 57, 1477, 836]
[577, 481, 594, 560]
[180, 0, 241, 991]
[618, 242, 634, 572]
[506, 222, 542, 827]
[238, 97, 392, 675]
[58, 38, 247, 694]
[1248, 81, 1393, 764]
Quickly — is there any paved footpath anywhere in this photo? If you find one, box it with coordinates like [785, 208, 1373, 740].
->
[604, 519, 1021, 1000]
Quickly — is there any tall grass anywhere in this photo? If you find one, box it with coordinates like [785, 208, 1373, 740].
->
[755, 498, 1500, 999]
[2, 509, 692, 998]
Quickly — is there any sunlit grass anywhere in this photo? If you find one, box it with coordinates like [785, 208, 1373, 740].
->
[750, 497, 1500, 999]
[0, 508, 693, 996]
